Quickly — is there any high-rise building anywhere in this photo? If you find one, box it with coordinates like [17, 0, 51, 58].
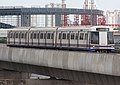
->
[106, 10, 120, 24]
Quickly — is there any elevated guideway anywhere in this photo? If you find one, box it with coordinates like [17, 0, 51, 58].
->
[0, 44, 120, 85]
[0, 44, 119, 76]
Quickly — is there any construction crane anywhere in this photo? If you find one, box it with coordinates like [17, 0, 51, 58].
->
[81, 0, 90, 25]
[61, 0, 68, 26]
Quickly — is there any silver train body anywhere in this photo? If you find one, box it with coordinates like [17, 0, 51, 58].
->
[7, 26, 115, 52]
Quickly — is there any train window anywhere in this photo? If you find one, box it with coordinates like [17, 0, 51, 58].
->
[71, 33, 75, 40]
[75, 33, 78, 40]
[25, 32, 27, 38]
[47, 33, 51, 39]
[10, 33, 13, 38]
[59, 33, 61, 39]
[44, 33, 46, 39]
[51, 33, 54, 39]
[37, 33, 39, 38]
[30, 33, 33, 39]
[80, 33, 84, 40]
[96, 28, 109, 31]
[19, 32, 21, 38]
[40, 33, 43, 39]
[33, 33, 37, 39]
[63, 33, 66, 39]
[85, 33, 88, 40]
[21, 33, 24, 38]
[107, 32, 114, 44]
[15, 33, 19, 38]
[91, 32, 99, 44]
[67, 33, 70, 39]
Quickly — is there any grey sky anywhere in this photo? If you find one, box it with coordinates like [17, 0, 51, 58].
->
[0, 0, 119, 11]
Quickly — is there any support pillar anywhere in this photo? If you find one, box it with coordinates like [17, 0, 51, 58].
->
[90, 15, 97, 26]
[21, 14, 31, 27]
[55, 14, 61, 27]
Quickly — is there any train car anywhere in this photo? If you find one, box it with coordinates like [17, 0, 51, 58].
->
[0, 28, 15, 43]
[7, 26, 115, 52]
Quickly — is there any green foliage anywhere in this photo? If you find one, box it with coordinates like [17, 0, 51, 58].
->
[115, 49, 120, 53]
[0, 37, 7, 43]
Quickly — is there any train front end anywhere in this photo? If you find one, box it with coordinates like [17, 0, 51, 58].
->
[90, 27, 115, 52]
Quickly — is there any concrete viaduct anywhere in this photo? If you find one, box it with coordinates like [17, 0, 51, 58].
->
[0, 44, 120, 85]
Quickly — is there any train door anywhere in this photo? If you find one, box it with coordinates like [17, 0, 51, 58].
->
[7, 31, 14, 45]
[61, 32, 69, 47]
[14, 31, 20, 45]
[46, 32, 54, 46]
[39, 32, 46, 46]
[69, 32, 77, 48]
[78, 32, 85, 48]
[57, 31, 62, 47]
[99, 32, 107, 45]
[20, 32, 27, 45]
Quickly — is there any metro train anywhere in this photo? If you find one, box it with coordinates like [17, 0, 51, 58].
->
[7, 26, 115, 52]
[0, 29, 13, 43]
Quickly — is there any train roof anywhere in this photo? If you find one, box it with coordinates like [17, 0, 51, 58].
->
[57, 26, 92, 31]
[6, 26, 113, 32]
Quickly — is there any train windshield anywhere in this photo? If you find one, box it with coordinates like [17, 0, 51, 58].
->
[91, 32, 99, 44]
[107, 32, 114, 44]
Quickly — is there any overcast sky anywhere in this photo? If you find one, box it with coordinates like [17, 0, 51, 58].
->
[0, 0, 119, 11]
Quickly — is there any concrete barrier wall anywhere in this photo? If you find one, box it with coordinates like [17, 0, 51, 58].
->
[0, 44, 120, 76]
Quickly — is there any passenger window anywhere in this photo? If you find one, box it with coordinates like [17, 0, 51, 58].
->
[16, 33, 19, 38]
[67, 33, 70, 39]
[75, 33, 78, 40]
[85, 33, 88, 40]
[40, 33, 43, 39]
[71, 33, 75, 40]
[30, 33, 33, 39]
[59, 33, 61, 39]
[47, 33, 51, 39]
[25, 32, 27, 38]
[63, 33, 66, 39]
[37, 33, 39, 38]
[21, 33, 24, 38]
[44, 33, 46, 39]
[34, 33, 37, 39]
[51, 33, 54, 39]
[80, 33, 84, 40]
[10, 33, 13, 38]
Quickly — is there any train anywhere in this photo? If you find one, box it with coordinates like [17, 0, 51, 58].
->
[6, 26, 115, 52]
[0, 29, 13, 43]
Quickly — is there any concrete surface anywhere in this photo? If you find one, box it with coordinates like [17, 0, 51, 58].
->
[0, 79, 96, 85]
[0, 44, 120, 77]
